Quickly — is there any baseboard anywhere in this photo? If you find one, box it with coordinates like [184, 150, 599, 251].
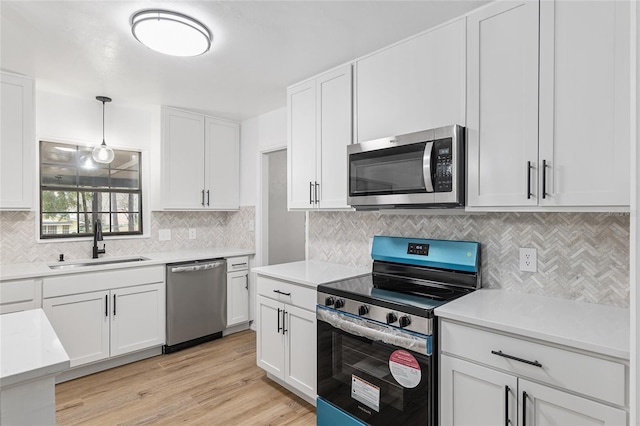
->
[223, 321, 251, 336]
[55, 346, 162, 383]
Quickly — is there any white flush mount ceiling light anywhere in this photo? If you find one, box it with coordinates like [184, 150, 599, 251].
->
[131, 10, 212, 57]
[92, 96, 115, 164]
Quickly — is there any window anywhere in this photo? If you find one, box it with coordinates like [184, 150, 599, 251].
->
[39, 141, 142, 239]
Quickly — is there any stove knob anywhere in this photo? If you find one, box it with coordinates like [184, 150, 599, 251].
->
[386, 312, 398, 324]
[324, 296, 335, 307]
[358, 305, 369, 316]
[334, 299, 345, 309]
[399, 316, 412, 328]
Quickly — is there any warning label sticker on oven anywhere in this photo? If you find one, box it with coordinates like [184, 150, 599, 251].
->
[351, 374, 380, 412]
[389, 350, 421, 388]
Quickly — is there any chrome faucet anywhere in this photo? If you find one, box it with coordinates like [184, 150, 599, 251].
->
[92, 219, 106, 259]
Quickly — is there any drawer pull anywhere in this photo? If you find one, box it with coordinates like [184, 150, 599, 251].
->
[273, 289, 291, 296]
[491, 350, 542, 368]
[232, 262, 248, 267]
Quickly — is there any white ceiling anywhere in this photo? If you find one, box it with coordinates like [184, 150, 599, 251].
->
[1, 1, 488, 122]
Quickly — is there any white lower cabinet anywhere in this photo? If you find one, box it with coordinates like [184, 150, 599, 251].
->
[227, 256, 250, 327]
[43, 266, 165, 368]
[256, 276, 316, 401]
[440, 320, 627, 426]
[109, 283, 165, 357]
[43, 290, 110, 367]
[441, 355, 517, 425]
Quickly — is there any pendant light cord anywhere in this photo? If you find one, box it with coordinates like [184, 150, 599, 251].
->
[102, 100, 105, 142]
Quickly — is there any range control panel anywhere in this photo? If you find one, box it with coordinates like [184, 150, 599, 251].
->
[407, 242, 429, 256]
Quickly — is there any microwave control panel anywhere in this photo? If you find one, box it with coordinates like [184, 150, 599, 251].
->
[433, 138, 453, 192]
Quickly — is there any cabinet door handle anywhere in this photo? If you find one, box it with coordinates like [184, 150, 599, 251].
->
[201, 189, 205, 207]
[282, 310, 287, 334]
[113, 294, 117, 316]
[105, 295, 108, 317]
[542, 159, 548, 199]
[273, 289, 291, 296]
[522, 391, 528, 426]
[309, 182, 313, 205]
[505, 385, 510, 426]
[526, 161, 533, 199]
[315, 181, 320, 204]
[491, 350, 542, 368]
[277, 308, 282, 333]
[206, 190, 210, 206]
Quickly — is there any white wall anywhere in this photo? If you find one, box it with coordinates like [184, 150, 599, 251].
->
[36, 91, 160, 151]
[239, 107, 286, 206]
[268, 149, 305, 265]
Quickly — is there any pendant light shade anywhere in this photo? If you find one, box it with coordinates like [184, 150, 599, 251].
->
[92, 96, 115, 164]
[131, 10, 212, 57]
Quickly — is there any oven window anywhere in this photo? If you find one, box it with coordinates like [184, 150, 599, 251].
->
[318, 317, 433, 425]
[349, 142, 427, 196]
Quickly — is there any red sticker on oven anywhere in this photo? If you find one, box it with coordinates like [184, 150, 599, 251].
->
[389, 350, 421, 388]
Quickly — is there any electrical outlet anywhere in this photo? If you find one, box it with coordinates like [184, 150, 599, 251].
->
[519, 247, 537, 272]
[159, 229, 171, 241]
[189, 228, 196, 240]
[248, 220, 255, 232]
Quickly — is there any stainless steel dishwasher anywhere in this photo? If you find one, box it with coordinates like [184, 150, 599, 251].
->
[164, 258, 227, 353]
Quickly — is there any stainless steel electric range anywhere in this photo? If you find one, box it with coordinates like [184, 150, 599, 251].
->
[316, 235, 481, 426]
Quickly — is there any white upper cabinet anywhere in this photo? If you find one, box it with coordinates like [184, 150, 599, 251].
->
[466, 1, 540, 207]
[0, 73, 34, 210]
[467, 0, 631, 208]
[538, 0, 630, 206]
[355, 18, 466, 143]
[287, 64, 352, 210]
[161, 108, 206, 209]
[288, 80, 317, 209]
[205, 117, 240, 210]
[161, 107, 239, 210]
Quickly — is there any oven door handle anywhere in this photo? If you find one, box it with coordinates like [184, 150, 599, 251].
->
[422, 141, 435, 193]
[318, 307, 428, 354]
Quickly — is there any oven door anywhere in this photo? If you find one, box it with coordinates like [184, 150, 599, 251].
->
[317, 306, 434, 426]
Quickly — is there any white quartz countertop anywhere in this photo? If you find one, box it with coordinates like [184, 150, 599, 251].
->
[435, 289, 630, 360]
[0, 309, 70, 387]
[252, 260, 369, 288]
[0, 248, 254, 281]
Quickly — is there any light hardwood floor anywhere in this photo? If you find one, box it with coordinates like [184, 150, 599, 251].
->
[55, 330, 316, 425]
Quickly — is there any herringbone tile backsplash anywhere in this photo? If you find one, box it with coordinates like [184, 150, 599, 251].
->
[308, 211, 630, 307]
[0, 207, 255, 265]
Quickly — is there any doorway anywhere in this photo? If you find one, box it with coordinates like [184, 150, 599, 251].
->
[261, 149, 305, 265]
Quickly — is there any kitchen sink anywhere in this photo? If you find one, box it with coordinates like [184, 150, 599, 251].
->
[48, 256, 149, 270]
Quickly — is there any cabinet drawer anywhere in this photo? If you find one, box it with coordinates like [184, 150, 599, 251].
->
[440, 320, 626, 406]
[44, 266, 165, 298]
[256, 276, 315, 311]
[0, 279, 37, 314]
[227, 256, 249, 272]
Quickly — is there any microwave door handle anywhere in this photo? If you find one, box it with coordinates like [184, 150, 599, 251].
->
[422, 141, 435, 193]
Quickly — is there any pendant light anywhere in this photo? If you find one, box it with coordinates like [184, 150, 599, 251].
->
[92, 96, 115, 164]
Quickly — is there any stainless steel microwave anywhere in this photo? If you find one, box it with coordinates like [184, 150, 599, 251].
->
[347, 125, 465, 209]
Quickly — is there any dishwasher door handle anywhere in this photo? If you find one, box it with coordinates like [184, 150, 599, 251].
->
[170, 261, 225, 273]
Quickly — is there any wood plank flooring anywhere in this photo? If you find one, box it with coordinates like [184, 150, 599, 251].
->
[55, 330, 316, 425]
